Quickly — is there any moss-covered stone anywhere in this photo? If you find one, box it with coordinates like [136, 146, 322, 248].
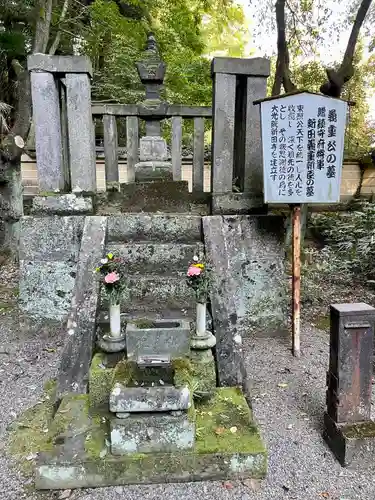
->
[173, 354, 216, 400]
[195, 387, 266, 456]
[6, 379, 57, 474]
[49, 394, 109, 461]
[190, 351, 216, 395]
[112, 359, 136, 386]
[89, 353, 117, 409]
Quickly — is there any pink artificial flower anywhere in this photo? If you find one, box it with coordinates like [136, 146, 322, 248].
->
[104, 272, 120, 284]
[187, 265, 201, 277]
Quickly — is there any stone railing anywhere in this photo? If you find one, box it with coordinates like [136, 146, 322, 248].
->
[91, 103, 212, 192]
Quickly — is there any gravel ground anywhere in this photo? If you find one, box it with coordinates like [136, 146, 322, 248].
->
[1, 262, 375, 500]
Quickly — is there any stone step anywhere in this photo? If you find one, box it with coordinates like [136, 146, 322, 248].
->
[107, 214, 202, 243]
[107, 242, 204, 274]
[100, 275, 195, 312]
[110, 411, 195, 455]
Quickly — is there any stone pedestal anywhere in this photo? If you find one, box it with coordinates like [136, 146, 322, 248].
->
[324, 303, 375, 466]
[135, 136, 172, 181]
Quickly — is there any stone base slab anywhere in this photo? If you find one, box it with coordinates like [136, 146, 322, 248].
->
[36, 450, 266, 489]
[323, 412, 375, 467]
[110, 412, 195, 455]
[32, 388, 266, 489]
[31, 194, 93, 215]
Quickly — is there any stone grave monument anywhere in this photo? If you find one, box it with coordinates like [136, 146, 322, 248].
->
[8, 34, 295, 490]
[324, 303, 375, 466]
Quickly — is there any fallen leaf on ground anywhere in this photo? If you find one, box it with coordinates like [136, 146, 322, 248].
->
[320, 493, 330, 498]
[25, 453, 38, 461]
[287, 424, 293, 430]
[58, 490, 72, 499]
[215, 427, 225, 435]
[230, 426, 238, 433]
[43, 347, 56, 353]
[223, 482, 233, 489]
[277, 383, 288, 388]
[242, 479, 261, 491]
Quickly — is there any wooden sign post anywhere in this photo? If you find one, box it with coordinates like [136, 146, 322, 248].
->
[291, 204, 301, 357]
[255, 91, 347, 356]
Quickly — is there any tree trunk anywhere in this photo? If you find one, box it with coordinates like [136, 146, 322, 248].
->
[272, 0, 297, 96]
[33, 0, 54, 53]
[0, 158, 23, 261]
[0, 63, 32, 261]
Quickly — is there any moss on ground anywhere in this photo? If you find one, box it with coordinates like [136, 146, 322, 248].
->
[343, 421, 375, 439]
[6, 379, 57, 474]
[315, 315, 330, 331]
[195, 387, 266, 455]
[133, 318, 155, 329]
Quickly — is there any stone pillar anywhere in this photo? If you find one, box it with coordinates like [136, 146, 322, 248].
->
[28, 54, 94, 193]
[65, 73, 96, 192]
[324, 303, 375, 466]
[211, 57, 270, 208]
[30, 71, 65, 191]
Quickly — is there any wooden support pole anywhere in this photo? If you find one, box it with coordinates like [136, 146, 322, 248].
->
[292, 204, 301, 357]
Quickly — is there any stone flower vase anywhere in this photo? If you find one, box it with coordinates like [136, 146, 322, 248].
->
[97, 299, 126, 353]
[191, 300, 216, 350]
[196, 302, 207, 336]
[109, 302, 121, 338]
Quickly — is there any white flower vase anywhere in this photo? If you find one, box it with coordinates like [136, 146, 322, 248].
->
[196, 302, 206, 336]
[98, 301, 125, 353]
[191, 301, 216, 350]
[109, 303, 121, 338]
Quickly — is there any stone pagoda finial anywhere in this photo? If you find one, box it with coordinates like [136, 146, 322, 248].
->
[136, 33, 166, 104]
[144, 32, 159, 57]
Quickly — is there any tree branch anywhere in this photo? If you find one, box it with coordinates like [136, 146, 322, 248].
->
[320, 0, 373, 97]
[272, 0, 297, 96]
[49, 0, 70, 55]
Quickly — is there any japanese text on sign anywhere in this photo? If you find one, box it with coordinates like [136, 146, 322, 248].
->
[260, 93, 347, 204]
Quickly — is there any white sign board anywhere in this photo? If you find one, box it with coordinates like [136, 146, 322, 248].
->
[259, 92, 348, 204]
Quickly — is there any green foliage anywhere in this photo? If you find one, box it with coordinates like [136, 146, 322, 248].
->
[83, 0, 248, 105]
[311, 201, 375, 278]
